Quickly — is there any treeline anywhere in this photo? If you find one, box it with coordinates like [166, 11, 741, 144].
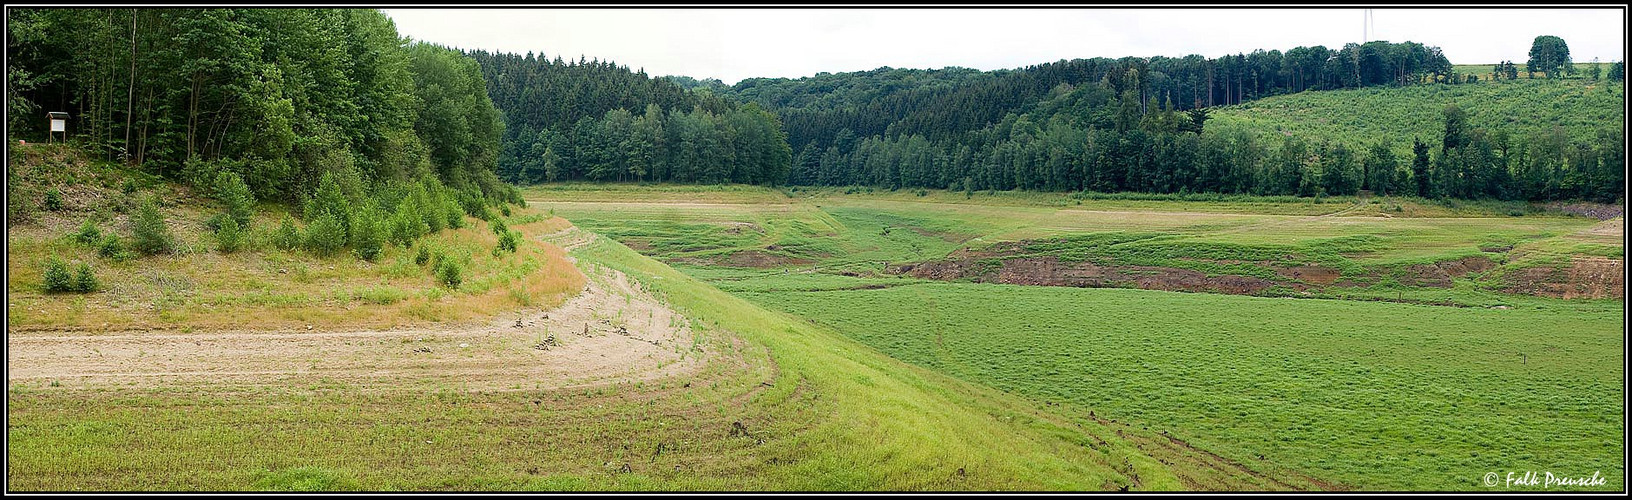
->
[468, 50, 792, 185]
[6, 8, 512, 206]
[494, 103, 792, 185]
[724, 41, 1455, 151]
[788, 81, 1624, 202]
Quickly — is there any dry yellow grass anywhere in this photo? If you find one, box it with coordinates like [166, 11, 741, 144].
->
[6, 205, 583, 332]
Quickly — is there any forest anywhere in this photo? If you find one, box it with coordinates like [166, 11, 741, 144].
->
[467, 37, 1620, 202]
[468, 50, 792, 186]
[7, 8, 513, 206]
[8, 9, 1624, 203]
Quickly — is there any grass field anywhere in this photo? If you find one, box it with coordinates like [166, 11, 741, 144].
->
[742, 283, 1624, 490]
[9, 171, 1621, 490]
[534, 184, 1612, 305]
[522, 183, 1624, 491]
[7, 228, 1307, 491]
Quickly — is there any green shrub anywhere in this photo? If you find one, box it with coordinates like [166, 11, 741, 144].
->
[43, 187, 63, 211]
[423, 193, 447, 234]
[414, 245, 431, 266]
[436, 259, 463, 289]
[98, 234, 131, 261]
[216, 215, 243, 253]
[500, 204, 512, 217]
[305, 212, 347, 257]
[121, 178, 138, 195]
[444, 200, 464, 229]
[390, 204, 428, 247]
[41, 257, 74, 293]
[350, 207, 384, 262]
[305, 172, 352, 240]
[457, 190, 487, 218]
[490, 218, 508, 236]
[131, 196, 172, 255]
[495, 229, 519, 254]
[273, 216, 302, 251]
[214, 171, 256, 228]
[74, 219, 102, 245]
[72, 262, 98, 292]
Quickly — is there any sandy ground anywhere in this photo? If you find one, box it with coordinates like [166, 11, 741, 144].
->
[6, 228, 705, 392]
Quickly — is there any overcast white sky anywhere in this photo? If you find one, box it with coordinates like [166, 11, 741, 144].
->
[382, 8, 1626, 85]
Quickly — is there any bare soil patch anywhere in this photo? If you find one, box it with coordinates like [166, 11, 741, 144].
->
[1276, 265, 1342, 286]
[893, 239, 1507, 299]
[671, 250, 815, 269]
[1544, 202, 1624, 221]
[1401, 256, 1498, 288]
[1502, 256, 1625, 299]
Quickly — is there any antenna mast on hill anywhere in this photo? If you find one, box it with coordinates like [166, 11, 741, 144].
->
[1363, 9, 1375, 43]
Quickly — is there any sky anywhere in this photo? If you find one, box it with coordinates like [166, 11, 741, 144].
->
[382, 8, 1626, 85]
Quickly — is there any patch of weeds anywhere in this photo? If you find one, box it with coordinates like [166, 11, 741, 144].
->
[74, 219, 102, 245]
[42, 187, 63, 211]
[251, 466, 360, 491]
[352, 286, 407, 305]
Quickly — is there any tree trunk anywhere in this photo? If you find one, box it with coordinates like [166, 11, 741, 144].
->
[137, 85, 153, 166]
[188, 75, 200, 162]
[125, 8, 136, 163]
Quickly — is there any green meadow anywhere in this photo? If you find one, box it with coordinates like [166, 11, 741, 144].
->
[744, 283, 1624, 491]
[528, 184, 1624, 491]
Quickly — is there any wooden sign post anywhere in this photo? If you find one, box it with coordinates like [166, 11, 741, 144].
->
[46, 112, 69, 143]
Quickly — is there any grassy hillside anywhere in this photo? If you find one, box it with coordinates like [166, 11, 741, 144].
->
[524, 184, 1624, 491]
[6, 143, 581, 331]
[744, 283, 1624, 491]
[1207, 78, 1624, 155]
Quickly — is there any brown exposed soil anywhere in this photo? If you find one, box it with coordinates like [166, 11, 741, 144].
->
[1400, 256, 1498, 288]
[622, 238, 655, 251]
[1544, 202, 1625, 220]
[1276, 265, 1342, 286]
[1501, 256, 1625, 299]
[898, 256, 1297, 295]
[672, 250, 815, 269]
[893, 241, 1508, 299]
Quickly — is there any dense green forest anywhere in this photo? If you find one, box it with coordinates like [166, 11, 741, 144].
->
[10, 10, 1623, 203]
[468, 35, 1619, 202]
[468, 50, 791, 185]
[779, 72, 1623, 201]
[722, 41, 1457, 151]
[7, 8, 511, 205]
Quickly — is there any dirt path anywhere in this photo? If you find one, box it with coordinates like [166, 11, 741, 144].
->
[7, 227, 705, 392]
